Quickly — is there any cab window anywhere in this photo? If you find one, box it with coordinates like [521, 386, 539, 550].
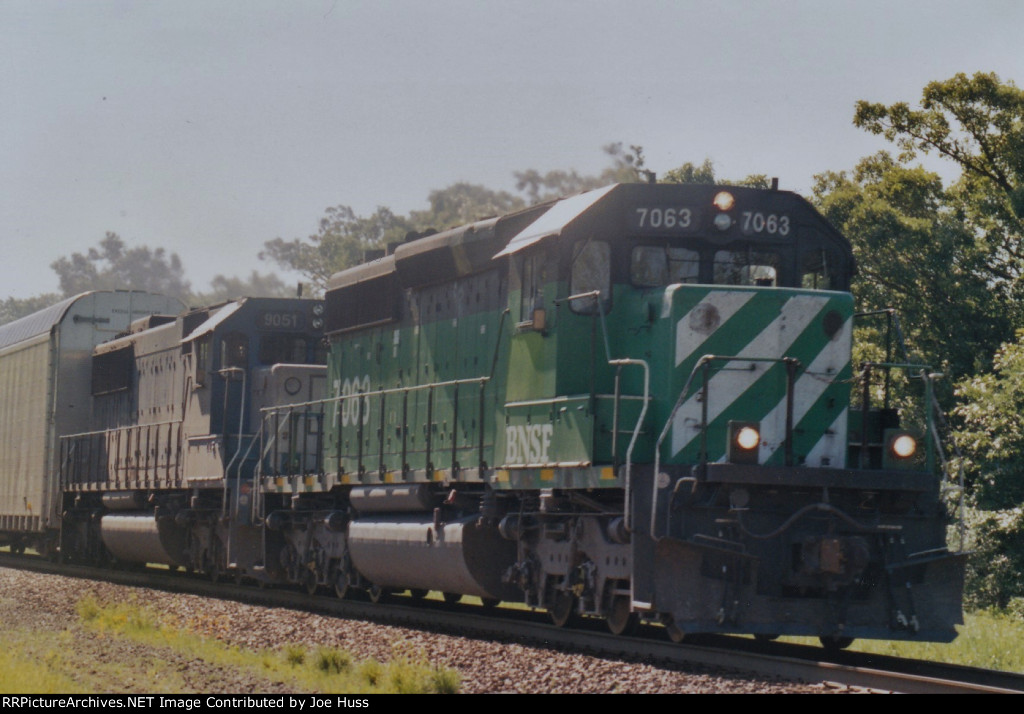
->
[713, 250, 780, 286]
[221, 332, 249, 368]
[570, 240, 610, 313]
[518, 250, 547, 324]
[802, 249, 835, 289]
[259, 335, 310, 364]
[630, 245, 699, 287]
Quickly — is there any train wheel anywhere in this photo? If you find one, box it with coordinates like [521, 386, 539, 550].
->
[368, 585, 389, 604]
[442, 592, 462, 604]
[333, 573, 350, 599]
[606, 596, 639, 636]
[408, 589, 428, 601]
[480, 597, 500, 610]
[303, 571, 319, 596]
[206, 539, 222, 583]
[753, 634, 779, 642]
[549, 592, 577, 628]
[819, 635, 854, 651]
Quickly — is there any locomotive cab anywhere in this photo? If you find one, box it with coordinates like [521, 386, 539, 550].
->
[487, 184, 964, 644]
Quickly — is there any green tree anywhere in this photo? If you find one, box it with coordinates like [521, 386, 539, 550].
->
[265, 143, 654, 292]
[812, 152, 1010, 383]
[854, 72, 1024, 211]
[953, 337, 1024, 609]
[51, 232, 192, 302]
[660, 158, 771, 189]
[854, 72, 1024, 611]
[0, 293, 62, 325]
[407, 183, 525, 232]
[854, 72, 1024, 302]
[514, 142, 650, 204]
[261, 206, 413, 293]
[661, 158, 717, 185]
[192, 271, 294, 305]
[955, 335, 1024, 509]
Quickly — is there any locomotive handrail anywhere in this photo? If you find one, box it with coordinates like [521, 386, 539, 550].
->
[610, 357, 649, 534]
[219, 366, 248, 492]
[556, 290, 612, 360]
[651, 354, 801, 540]
[59, 419, 185, 489]
[59, 418, 185, 439]
[557, 289, 651, 531]
[258, 375, 492, 415]
[259, 375, 492, 480]
[856, 360, 966, 552]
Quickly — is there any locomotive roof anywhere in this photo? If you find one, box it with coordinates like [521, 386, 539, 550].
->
[493, 184, 617, 258]
[327, 202, 548, 292]
[325, 182, 853, 294]
[183, 300, 244, 342]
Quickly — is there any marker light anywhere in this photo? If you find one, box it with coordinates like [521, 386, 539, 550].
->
[713, 191, 735, 211]
[714, 213, 733, 231]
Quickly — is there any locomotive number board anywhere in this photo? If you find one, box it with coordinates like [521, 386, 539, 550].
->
[631, 206, 702, 234]
[258, 310, 306, 330]
[631, 206, 792, 237]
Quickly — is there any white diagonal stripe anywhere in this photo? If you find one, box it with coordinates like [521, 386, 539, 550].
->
[803, 408, 849, 468]
[675, 290, 755, 366]
[670, 294, 830, 456]
[756, 318, 851, 463]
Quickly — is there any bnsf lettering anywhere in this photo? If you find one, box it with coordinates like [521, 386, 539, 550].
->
[505, 424, 554, 465]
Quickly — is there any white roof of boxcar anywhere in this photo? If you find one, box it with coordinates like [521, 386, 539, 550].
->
[0, 293, 86, 351]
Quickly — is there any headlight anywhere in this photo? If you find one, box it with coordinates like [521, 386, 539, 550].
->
[890, 433, 917, 459]
[736, 426, 760, 450]
[883, 429, 922, 469]
[727, 421, 760, 465]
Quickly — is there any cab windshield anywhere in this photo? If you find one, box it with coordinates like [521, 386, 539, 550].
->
[630, 245, 783, 288]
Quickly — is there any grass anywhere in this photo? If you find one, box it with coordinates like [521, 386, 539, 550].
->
[778, 609, 1024, 673]
[0, 594, 460, 694]
[0, 642, 90, 694]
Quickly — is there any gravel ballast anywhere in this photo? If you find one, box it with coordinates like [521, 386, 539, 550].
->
[0, 567, 835, 693]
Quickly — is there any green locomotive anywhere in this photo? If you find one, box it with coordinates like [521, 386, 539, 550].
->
[265, 182, 964, 645]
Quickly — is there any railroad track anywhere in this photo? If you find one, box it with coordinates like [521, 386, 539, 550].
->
[2, 552, 1020, 694]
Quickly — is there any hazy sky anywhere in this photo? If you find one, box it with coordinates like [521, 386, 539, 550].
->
[2, 0, 1022, 299]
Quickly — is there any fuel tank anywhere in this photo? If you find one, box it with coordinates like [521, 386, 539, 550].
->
[100, 512, 187, 567]
[347, 515, 519, 601]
